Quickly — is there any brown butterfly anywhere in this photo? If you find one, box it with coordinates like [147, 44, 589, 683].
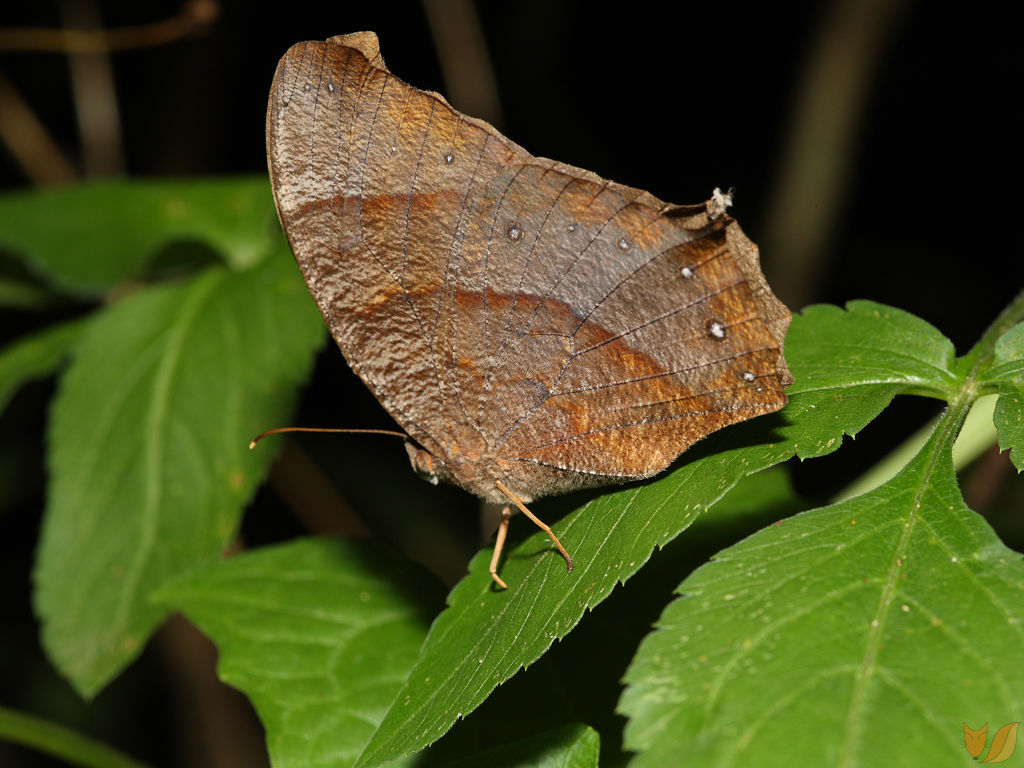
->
[263, 32, 792, 588]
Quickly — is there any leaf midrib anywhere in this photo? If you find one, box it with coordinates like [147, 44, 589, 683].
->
[112, 269, 227, 630]
[836, 394, 968, 767]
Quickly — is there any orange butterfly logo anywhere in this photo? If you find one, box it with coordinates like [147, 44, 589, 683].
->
[964, 722, 1020, 763]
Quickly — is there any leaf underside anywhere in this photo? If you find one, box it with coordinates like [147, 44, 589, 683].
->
[34, 251, 323, 696]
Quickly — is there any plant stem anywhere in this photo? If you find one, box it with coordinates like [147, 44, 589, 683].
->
[0, 705, 153, 768]
[962, 288, 1024, 373]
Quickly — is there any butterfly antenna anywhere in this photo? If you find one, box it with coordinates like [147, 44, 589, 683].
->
[249, 426, 407, 450]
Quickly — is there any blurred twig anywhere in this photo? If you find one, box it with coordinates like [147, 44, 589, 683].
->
[422, 0, 503, 127]
[0, 72, 76, 184]
[963, 443, 1017, 514]
[266, 440, 371, 537]
[156, 616, 270, 768]
[0, 0, 218, 53]
[761, 0, 909, 307]
[0, 1, 218, 184]
[60, 0, 125, 176]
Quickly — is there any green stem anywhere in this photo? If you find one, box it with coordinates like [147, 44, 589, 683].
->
[960, 287, 1024, 374]
[0, 705, 152, 768]
[833, 393, 998, 502]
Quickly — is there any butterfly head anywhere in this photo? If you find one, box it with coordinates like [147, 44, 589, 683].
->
[405, 441, 441, 487]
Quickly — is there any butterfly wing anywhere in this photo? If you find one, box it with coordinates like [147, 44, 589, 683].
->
[267, 33, 792, 503]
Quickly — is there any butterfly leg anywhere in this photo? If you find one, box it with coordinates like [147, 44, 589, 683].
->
[489, 506, 511, 589]
[494, 480, 574, 576]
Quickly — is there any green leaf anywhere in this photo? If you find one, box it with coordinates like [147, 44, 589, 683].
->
[434, 723, 599, 768]
[987, 322, 1024, 470]
[0, 317, 87, 414]
[153, 538, 443, 768]
[354, 431, 787, 767]
[618, 418, 1024, 767]
[34, 250, 324, 696]
[788, 301, 958, 397]
[356, 301, 969, 766]
[0, 177, 276, 295]
[781, 301, 959, 459]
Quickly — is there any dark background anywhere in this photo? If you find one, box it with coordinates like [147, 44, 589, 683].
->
[3, 1, 1021, 338]
[1, 1, 1021, 766]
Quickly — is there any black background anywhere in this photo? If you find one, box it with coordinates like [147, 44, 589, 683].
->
[1, 2, 1022, 766]
[3, 1, 1021, 341]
